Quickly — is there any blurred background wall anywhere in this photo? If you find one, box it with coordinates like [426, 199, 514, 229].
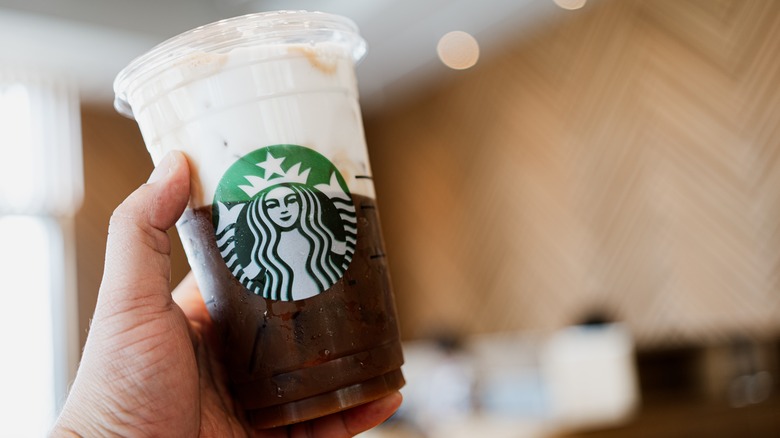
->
[365, 0, 780, 348]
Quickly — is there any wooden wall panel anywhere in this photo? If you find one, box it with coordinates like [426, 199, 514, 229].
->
[365, 0, 780, 347]
[75, 105, 190, 349]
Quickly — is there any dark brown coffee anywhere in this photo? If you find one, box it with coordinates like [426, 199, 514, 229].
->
[177, 193, 404, 428]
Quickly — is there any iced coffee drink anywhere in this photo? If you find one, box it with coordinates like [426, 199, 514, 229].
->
[113, 11, 404, 428]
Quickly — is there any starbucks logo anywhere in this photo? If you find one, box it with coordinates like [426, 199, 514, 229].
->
[213, 145, 357, 301]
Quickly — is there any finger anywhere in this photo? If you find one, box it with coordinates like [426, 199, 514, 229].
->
[340, 392, 403, 435]
[95, 150, 190, 319]
[171, 272, 198, 313]
[172, 272, 212, 327]
[286, 392, 403, 438]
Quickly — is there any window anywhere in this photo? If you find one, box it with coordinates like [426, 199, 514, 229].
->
[0, 74, 82, 435]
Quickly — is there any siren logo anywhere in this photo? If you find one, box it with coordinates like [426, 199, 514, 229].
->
[212, 145, 357, 301]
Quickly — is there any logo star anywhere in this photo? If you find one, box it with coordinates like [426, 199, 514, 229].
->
[256, 151, 286, 179]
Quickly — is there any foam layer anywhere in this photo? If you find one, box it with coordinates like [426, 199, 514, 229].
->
[125, 43, 375, 207]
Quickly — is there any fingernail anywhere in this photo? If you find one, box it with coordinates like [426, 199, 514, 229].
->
[147, 151, 177, 184]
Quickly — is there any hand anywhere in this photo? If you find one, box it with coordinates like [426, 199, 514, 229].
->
[52, 151, 401, 437]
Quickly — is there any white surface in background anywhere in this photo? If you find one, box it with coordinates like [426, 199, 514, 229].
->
[363, 327, 637, 438]
[0, 217, 56, 436]
[541, 324, 640, 430]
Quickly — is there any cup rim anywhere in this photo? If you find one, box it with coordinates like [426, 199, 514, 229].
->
[113, 10, 366, 118]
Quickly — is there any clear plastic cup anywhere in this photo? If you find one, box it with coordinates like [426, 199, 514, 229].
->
[114, 10, 404, 428]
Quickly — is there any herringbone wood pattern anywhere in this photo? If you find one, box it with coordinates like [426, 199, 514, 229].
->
[366, 0, 780, 347]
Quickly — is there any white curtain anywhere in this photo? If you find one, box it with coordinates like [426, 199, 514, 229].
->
[0, 71, 83, 215]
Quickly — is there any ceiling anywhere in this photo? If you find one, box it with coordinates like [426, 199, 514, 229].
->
[0, 0, 575, 113]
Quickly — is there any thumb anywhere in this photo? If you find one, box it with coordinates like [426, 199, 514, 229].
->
[95, 150, 190, 320]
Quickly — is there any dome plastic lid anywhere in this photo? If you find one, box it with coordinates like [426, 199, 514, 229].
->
[113, 10, 367, 118]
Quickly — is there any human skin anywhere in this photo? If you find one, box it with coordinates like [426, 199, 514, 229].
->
[50, 151, 401, 437]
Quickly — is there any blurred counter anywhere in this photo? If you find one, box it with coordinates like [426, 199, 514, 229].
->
[362, 330, 780, 438]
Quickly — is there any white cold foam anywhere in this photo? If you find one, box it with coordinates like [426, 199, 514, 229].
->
[130, 43, 375, 208]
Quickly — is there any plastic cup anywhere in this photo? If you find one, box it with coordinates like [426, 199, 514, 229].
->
[113, 10, 404, 429]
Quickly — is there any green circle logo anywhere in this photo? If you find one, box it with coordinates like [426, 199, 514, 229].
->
[212, 145, 357, 301]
